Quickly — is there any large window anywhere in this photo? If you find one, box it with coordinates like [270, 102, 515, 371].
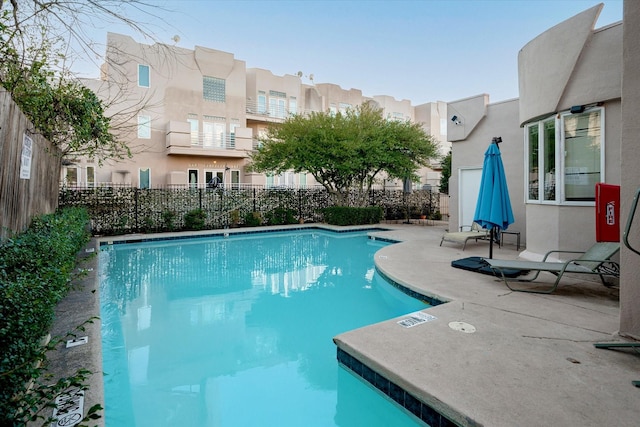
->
[526, 108, 603, 204]
[138, 65, 150, 87]
[203, 76, 226, 102]
[269, 90, 286, 118]
[137, 115, 151, 139]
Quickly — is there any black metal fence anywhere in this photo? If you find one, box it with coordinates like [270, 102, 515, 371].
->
[58, 186, 448, 236]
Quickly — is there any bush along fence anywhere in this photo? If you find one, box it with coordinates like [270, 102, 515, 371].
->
[0, 207, 101, 425]
[58, 186, 448, 235]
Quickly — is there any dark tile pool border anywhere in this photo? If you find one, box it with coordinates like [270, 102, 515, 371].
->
[98, 225, 391, 246]
[337, 348, 458, 427]
[375, 266, 446, 307]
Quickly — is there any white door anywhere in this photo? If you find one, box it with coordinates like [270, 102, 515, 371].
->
[459, 168, 483, 229]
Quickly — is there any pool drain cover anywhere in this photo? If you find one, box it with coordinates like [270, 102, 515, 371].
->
[448, 321, 476, 333]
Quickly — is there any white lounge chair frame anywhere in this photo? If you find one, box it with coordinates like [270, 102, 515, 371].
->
[440, 222, 490, 250]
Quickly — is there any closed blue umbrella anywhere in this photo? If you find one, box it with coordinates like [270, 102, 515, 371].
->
[473, 139, 515, 258]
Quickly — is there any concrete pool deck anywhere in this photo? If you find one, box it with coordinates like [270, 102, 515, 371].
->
[43, 222, 639, 427]
[335, 224, 640, 427]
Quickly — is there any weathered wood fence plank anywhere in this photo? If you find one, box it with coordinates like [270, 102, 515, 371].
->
[0, 89, 61, 241]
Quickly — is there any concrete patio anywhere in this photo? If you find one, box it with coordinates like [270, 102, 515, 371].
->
[335, 223, 639, 427]
[44, 222, 639, 427]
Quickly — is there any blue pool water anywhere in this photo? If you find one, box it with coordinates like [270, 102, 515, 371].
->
[99, 229, 429, 426]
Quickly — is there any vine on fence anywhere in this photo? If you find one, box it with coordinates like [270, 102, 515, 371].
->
[58, 187, 446, 235]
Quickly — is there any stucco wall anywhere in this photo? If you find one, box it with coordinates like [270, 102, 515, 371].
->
[448, 97, 524, 242]
[620, 0, 640, 339]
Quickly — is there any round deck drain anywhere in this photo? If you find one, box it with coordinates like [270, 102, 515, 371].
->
[448, 321, 476, 333]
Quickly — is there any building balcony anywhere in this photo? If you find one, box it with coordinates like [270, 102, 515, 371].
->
[245, 98, 301, 123]
[166, 121, 253, 158]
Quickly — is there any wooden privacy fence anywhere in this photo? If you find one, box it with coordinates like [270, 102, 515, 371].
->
[0, 89, 61, 242]
[58, 186, 449, 236]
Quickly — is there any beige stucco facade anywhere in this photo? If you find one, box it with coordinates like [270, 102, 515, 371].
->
[447, 2, 639, 339]
[447, 96, 524, 243]
[72, 32, 449, 191]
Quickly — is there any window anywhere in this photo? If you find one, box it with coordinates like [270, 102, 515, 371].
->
[188, 169, 198, 188]
[203, 76, 225, 102]
[138, 65, 150, 87]
[139, 168, 150, 189]
[230, 123, 238, 148]
[87, 166, 95, 188]
[526, 108, 603, 204]
[65, 167, 78, 186]
[289, 97, 297, 116]
[138, 115, 151, 139]
[563, 110, 602, 201]
[258, 91, 267, 114]
[339, 103, 351, 115]
[329, 103, 337, 116]
[203, 116, 215, 147]
[269, 90, 286, 118]
[188, 114, 199, 145]
[231, 170, 240, 189]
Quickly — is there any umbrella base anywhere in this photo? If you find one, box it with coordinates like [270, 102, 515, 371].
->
[451, 257, 526, 278]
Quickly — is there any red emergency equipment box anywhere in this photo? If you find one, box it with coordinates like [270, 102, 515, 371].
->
[595, 183, 620, 242]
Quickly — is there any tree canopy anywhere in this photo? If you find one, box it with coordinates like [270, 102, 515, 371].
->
[249, 103, 440, 206]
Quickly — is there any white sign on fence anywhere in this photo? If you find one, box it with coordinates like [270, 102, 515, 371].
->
[20, 133, 33, 179]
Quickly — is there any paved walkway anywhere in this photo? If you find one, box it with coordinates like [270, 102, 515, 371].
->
[43, 223, 639, 427]
[335, 224, 640, 427]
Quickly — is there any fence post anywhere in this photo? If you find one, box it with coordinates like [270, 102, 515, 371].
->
[134, 188, 139, 233]
[199, 188, 203, 211]
[253, 187, 257, 212]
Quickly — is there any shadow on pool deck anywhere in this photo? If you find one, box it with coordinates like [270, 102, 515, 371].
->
[41, 223, 639, 427]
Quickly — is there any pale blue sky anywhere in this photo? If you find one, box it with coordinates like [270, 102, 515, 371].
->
[77, 0, 623, 104]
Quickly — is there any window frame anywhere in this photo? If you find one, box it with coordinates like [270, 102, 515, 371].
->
[525, 107, 605, 206]
[138, 64, 150, 88]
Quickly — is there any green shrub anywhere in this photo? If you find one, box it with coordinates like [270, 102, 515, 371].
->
[322, 206, 383, 226]
[265, 208, 297, 225]
[184, 208, 206, 230]
[0, 207, 94, 425]
[161, 210, 176, 231]
[244, 211, 262, 227]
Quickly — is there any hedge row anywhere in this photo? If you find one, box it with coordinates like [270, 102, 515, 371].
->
[322, 206, 384, 226]
[0, 207, 91, 425]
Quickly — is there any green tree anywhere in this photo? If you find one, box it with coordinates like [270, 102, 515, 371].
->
[249, 103, 439, 206]
[440, 150, 452, 194]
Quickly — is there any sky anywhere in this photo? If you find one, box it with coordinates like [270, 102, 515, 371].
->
[75, 0, 624, 105]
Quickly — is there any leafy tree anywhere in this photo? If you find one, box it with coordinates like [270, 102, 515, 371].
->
[250, 103, 439, 206]
[440, 150, 452, 194]
[0, 0, 168, 162]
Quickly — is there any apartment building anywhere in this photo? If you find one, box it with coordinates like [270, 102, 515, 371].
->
[69, 32, 448, 190]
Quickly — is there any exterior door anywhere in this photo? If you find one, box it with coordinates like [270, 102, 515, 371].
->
[459, 168, 482, 229]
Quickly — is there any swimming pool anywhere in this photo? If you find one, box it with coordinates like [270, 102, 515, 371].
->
[99, 229, 430, 426]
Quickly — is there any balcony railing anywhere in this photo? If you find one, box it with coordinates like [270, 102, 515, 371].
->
[245, 98, 301, 120]
[189, 133, 237, 149]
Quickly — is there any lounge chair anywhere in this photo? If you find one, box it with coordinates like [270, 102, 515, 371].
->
[440, 222, 490, 250]
[486, 242, 620, 293]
